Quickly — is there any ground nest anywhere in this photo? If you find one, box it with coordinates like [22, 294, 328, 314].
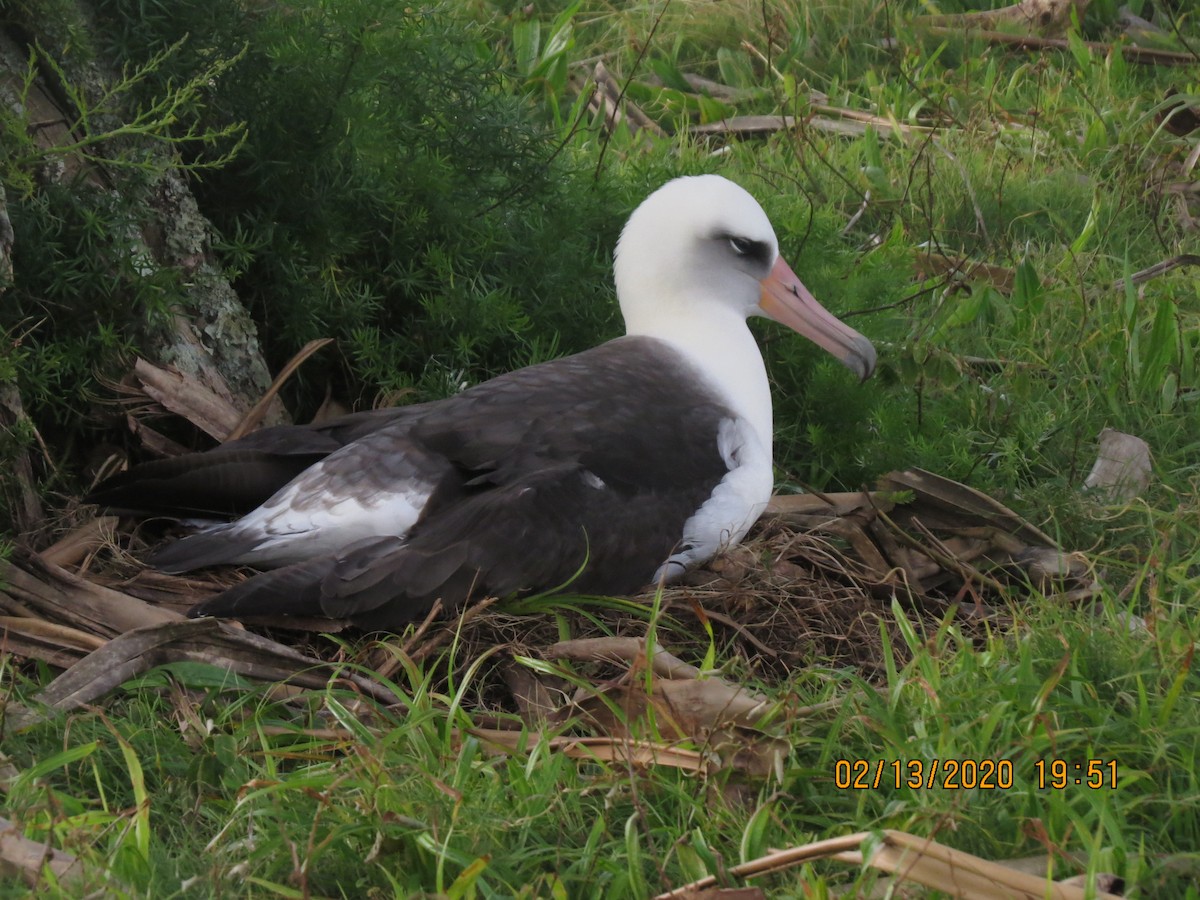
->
[2, 467, 1095, 742]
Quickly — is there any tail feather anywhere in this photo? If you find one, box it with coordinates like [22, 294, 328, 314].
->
[188, 557, 335, 620]
[185, 536, 476, 630]
[87, 450, 321, 518]
[150, 525, 254, 574]
[87, 406, 417, 519]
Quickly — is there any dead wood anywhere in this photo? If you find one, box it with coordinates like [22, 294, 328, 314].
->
[545, 637, 702, 679]
[657, 828, 1123, 900]
[38, 516, 119, 569]
[914, 0, 1091, 38]
[5, 618, 398, 731]
[923, 26, 1197, 66]
[132, 358, 246, 442]
[0, 549, 181, 640]
[1110, 253, 1200, 290]
[0, 814, 87, 891]
[690, 114, 932, 142]
[583, 61, 665, 140]
[0, 617, 104, 669]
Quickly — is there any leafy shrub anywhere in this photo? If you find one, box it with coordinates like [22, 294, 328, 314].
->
[93, 0, 625, 415]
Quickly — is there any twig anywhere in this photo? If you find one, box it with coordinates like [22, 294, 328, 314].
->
[409, 597, 499, 664]
[691, 113, 932, 141]
[924, 26, 1198, 66]
[225, 338, 333, 442]
[696, 606, 780, 658]
[842, 189, 871, 235]
[1109, 254, 1200, 290]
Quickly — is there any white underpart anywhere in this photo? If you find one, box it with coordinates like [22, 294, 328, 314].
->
[653, 416, 772, 584]
[204, 453, 432, 568]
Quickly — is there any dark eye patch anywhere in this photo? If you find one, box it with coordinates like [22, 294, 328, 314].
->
[720, 233, 771, 266]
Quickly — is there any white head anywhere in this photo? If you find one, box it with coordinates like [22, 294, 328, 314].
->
[613, 174, 875, 381]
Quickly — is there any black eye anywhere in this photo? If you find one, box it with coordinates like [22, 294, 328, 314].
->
[724, 235, 769, 264]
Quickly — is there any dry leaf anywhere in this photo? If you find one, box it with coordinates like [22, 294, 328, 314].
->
[537, 636, 785, 778]
[0, 815, 88, 890]
[658, 829, 1123, 899]
[5, 618, 397, 731]
[471, 729, 710, 772]
[1083, 429, 1152, 502]
[133, 358, 244, 441]
[915, 0, 1090, 37]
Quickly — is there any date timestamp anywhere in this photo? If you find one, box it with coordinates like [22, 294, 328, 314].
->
[834, 758, 1118, 790]
[835, 758, 1014, 790]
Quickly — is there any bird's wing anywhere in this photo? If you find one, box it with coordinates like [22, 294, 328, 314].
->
[188, 454, 723, 628]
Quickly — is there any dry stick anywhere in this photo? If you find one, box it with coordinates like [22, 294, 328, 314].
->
[258, 725, 362, 742]
[0, 616, 106, 651]
[409, 597, 499, 664]
[657, 828, 1123, 900]
[37, 516, 118, 569]
[696, 606, 781, 659]
[594, 62, 663, 136]
[0, 815, 87, 890]
[924, 25, 1198, 66]
[545, 637, 702, 679]
[913, 0, 1088, 36]
[224, 337, 334, 442]
[367, 600, 444, 682]
[877, 506, 1009, 596]
[1109, 253, 1200, 290]
[842, 189, 872, 235]
[691, 114, 932, 141]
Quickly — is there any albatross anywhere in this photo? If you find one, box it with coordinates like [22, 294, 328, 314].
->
[89, 175, 876, 630]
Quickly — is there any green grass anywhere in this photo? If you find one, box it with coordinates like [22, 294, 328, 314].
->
[5, 0, 1200, 896]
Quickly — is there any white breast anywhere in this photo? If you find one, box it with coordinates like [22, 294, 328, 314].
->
[653, 416, 773, 584]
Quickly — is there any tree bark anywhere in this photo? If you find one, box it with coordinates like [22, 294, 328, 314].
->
[0, 3, 288, 435]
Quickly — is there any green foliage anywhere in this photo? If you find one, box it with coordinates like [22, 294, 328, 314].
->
[0, 184, 176, 502]
[93, 0, 625, 414]
[5, 564, 1199, 894]
[0, 12, 252, 513]
[1, 40, 245, 194]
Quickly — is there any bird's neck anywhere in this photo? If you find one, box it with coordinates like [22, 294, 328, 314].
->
[627, 306, 774, 458]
